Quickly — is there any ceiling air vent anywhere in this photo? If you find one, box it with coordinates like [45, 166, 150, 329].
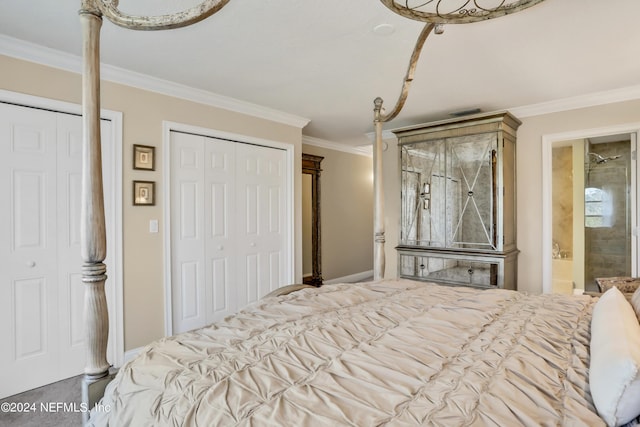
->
[449, 108, 482, 117]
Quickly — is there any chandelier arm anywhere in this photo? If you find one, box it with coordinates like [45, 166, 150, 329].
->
[379, 23, 435, 123]
[94, 0, 232, 30]
[379, 0, 546, 24]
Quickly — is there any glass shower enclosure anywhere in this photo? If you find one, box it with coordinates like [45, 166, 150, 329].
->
[584, 140, 632, 290]
[550, 136, 633, 293]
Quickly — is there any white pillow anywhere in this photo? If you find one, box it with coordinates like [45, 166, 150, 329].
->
[590, 286, 640, 426]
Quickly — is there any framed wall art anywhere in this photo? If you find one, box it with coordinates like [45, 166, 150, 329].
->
[133, 180, 155, 206]
[133, 144, 155, 170]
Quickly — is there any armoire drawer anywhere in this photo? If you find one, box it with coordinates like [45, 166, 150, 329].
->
[397, 247, 518, 290]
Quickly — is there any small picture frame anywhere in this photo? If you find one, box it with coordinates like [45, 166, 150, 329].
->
[133, 180, 155, 206]
[133, 144, 155, 171]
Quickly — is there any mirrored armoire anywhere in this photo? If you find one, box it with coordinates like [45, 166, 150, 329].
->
[394, 111, 521, 290]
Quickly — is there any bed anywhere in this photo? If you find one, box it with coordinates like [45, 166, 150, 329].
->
[76, 1, 640, 426]
[86, 279, 640, 426]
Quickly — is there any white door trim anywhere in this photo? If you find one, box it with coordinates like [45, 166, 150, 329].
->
[541, 123, 640, 294]
[0, 89, 124, 367]
[162, 121, 295, 337]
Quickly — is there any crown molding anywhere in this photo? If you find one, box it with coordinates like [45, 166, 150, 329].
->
[362, 85, 640, 145]
[302, 135, 372, 157]
[4, 34, 640, 143]
[509, 84, 640, 118]
[0, 34, 310, 129]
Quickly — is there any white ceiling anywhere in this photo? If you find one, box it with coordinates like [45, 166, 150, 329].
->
[1, 0, 640, 148]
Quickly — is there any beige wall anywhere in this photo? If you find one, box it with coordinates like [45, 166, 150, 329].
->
[383, 99, 640, 294]
[302, 144, 374, 280]
[1, 54, 305, 350]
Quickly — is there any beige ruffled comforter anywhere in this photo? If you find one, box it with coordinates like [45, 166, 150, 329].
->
[90, 279, 604, 426]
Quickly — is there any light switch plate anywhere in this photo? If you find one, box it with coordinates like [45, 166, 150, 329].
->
[149, 219, 159, 233]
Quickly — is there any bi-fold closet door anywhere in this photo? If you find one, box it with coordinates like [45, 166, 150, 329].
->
[170, 131, 288, 334]
[0, 102, 116, 398]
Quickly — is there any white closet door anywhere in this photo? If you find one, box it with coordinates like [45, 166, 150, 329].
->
[170, 131, 288, 333]
[0, 104, 61, 398]
[203, 137, 237, 325]
[171, 132, 239, 333]
[55, 113, 86, 378]
[171, 132, 207, 333]
[235, 143, 288, 305]
[55, 115, 114, 378]
[0, 103, 115, 399]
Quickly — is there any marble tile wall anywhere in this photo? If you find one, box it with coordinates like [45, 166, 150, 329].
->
[552, 146, 573, 258]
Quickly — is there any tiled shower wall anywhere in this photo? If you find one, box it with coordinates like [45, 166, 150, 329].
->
[552, 146, 573, 257]
[585, 140, 631, 286]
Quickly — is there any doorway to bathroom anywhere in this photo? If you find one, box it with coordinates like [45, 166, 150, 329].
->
[543, 127, 639, 295]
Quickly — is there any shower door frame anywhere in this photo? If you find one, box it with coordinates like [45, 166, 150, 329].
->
[542, 123, 640, 294]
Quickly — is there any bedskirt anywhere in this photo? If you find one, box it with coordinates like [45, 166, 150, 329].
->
[89, 279, 603, 426]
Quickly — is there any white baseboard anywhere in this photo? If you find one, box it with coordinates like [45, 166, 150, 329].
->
[324, 270, 374, 285]
[122, 347, 144, 365]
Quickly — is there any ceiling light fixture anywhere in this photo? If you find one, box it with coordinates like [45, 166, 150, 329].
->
[372, 23, 396, 36]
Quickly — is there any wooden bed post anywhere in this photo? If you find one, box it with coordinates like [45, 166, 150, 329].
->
[75, 2, 234, 419]
[373, 99, 386, 281]
[372, 23, 436, 281]
[79, 1, 112, 420]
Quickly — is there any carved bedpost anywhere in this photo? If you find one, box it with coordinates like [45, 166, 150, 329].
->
[373, 98, 386, 281]
[79, 1, 112, 420]
[76, 2, 235, 419]
[80, 0, 109, 381]
[371, 23, 435, 281]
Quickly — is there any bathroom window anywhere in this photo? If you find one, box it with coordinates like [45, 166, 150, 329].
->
[585, 187, 613, 228]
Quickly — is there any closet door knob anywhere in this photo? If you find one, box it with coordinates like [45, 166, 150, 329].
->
[217, 245, 224, 251]
[26, 261, 36, 268]
[250, 242, 256, 247]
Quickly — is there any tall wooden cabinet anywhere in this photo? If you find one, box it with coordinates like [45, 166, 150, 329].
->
[394, 111, 520, 290]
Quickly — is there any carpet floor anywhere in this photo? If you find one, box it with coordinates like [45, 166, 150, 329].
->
[0, 375, 82, 427]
